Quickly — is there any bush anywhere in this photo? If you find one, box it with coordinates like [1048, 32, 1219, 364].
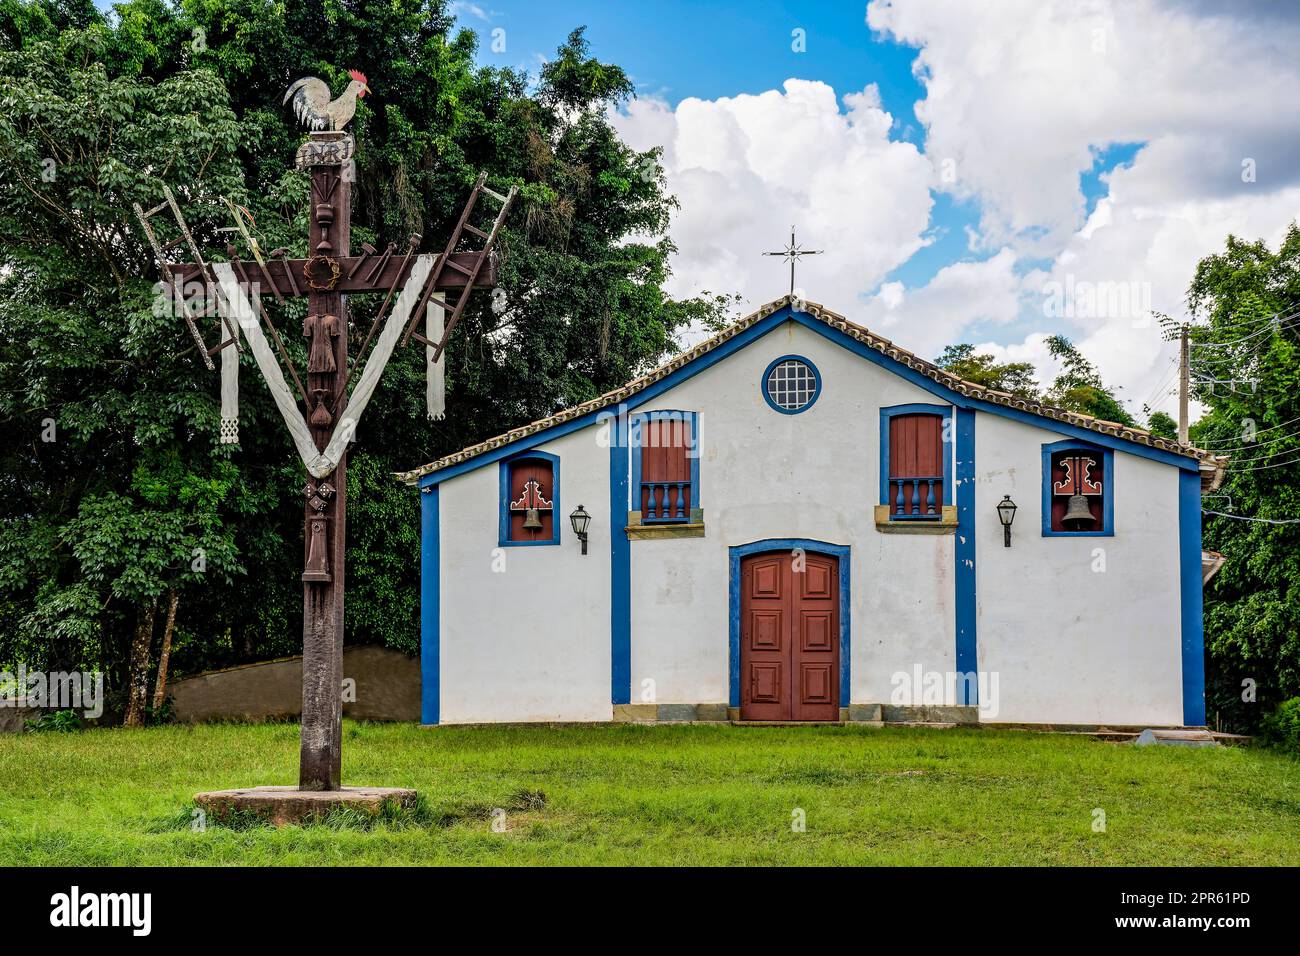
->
[1260, 698, 1300, 754]
[25, 709, 86, 733]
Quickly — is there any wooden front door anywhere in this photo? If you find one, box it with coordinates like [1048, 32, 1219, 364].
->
[740, 551, 840, 721]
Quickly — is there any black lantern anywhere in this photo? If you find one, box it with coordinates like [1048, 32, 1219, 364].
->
[569, 504, 591, 555]
[996, 495, 1018, 548]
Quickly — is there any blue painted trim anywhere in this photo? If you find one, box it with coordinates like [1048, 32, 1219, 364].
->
[760, 353, 822, 415]
[630, 409, 700, 521]
[497, 450, 561, 547]
[420, 484, 439, 725]
[1180, 470, 1206, 726]
[1041, 439, 1114, 537]
[727, 539, 851, 709]
[879, 403, 954, 518]
[609, 409, 631, 706]
[413, 306, 1197, 488]
[954, 408, 978, 704]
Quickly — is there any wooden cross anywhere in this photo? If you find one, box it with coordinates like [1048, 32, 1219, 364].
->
[761, 225, 823, 296]
[142, 127, 513, 790]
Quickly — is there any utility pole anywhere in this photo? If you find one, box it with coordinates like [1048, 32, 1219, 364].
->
[1178, 322, 1190, 444]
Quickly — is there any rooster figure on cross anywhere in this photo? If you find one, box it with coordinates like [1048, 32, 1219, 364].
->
[283, 69, 371, 131]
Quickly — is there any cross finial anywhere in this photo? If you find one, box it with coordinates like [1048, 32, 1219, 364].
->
[761, 225, 823, 296]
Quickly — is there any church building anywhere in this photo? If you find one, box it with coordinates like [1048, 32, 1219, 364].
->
[399, 297, 1225, 728]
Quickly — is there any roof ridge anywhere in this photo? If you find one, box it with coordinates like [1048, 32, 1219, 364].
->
[397, 294, 1224, 483]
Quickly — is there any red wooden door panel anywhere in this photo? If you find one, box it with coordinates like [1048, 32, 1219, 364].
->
[740, 552, 840, 721]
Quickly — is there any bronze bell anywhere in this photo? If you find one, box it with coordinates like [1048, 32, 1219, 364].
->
[523, 507, 543, 531]
[1063, 494, 1095, 529]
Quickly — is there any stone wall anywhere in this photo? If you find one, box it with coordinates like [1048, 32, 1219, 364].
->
[167, 645, 419, 723]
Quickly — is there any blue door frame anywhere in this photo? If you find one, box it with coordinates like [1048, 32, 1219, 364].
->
[728, 538, 851, 709]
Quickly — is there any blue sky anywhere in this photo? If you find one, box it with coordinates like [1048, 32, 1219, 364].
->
[453, 1, 1300, 423]
[456, 0, 1133, 292]
[93, 0, 1300, 417]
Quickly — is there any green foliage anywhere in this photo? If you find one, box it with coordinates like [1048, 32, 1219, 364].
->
[24, 708, 86, 732]
[1187, 226, 1300, 732]
[1145, 409, 1177, 439]
[0, 0, 723, 697]
[934, 344, 1038, 398]
[1259, 698, 1300, 754]
[935, 339, 1134, 427]
[1042, 334, 1136, 426]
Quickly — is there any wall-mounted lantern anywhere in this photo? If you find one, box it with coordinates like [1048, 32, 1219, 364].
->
[569, 504, 591, 555]
[996, 495, 1018, 548]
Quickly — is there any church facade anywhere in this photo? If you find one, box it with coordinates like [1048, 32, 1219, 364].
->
[399, 297, 1224, 728]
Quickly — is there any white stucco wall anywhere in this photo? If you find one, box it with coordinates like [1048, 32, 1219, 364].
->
[437, 427, 612, 724]
[628, 320, 955, 708]
[430, 315, 1189, 726]
[973, 414, 1184, 725]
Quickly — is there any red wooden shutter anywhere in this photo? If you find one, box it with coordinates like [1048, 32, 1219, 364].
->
[639, 417, 693, 519]
[889, 414, 943, 516]
[508, 459, 553, 541]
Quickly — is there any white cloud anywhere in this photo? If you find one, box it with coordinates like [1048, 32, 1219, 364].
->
[609, 2, 1300, 422]
[865, 0, 1300, 418]
[860, 248, 1024, 360]
[611, 79, 934, 325]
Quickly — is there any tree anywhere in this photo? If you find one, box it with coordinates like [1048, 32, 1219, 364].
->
[1042, 334, 1136, 426]
[935, 344, 1038, 398]
[1144, 408, 1177, 440]
[1185, 226, 1300, 731]
[0, 0, 726, 710]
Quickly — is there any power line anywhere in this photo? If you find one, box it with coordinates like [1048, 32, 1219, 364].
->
[1223, 450, 1300, 472]
[1204, 509, 1300, 525]
[1189, 309, 1300, 350]
[1198, 415, 1300, 450]
[1188, 302, 1300, 339]
[1214, 443, 1300, 466]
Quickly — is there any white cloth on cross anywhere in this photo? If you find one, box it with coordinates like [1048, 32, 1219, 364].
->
[210, 254, 437, 478]
[427, 292, 445, 420]
[219, 323, 240, 444]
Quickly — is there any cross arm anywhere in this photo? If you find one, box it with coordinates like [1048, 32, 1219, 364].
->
[170, 251, 497, 296]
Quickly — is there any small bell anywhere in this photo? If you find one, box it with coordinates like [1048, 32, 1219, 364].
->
[1063, 494, 1095, 529]
[523, 507, 542, 531]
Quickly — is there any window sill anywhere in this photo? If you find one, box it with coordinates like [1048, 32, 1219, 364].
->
[626, 509, 706, 540]
[873, 504, 958, 534]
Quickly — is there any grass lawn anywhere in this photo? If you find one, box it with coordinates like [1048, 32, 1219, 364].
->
[0, 721, 1297, 865]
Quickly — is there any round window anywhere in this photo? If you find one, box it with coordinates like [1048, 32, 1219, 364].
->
[762, 356, 821, 414]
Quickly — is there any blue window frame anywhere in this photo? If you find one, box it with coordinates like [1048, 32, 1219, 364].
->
[1042, 439, 1114, 537]
[498, 450, 561, 547]
[761, 354, 822, 414]
[879, 403, 953, 520]
[630, 410, 700, 524]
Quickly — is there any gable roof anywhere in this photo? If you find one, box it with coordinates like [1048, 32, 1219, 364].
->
[397, 295, 1227, 485]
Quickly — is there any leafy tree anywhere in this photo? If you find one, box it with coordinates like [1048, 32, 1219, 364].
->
[1042, 334, 1136, 426]
[1185, 226, 1300, 731]
[934, 344, 1038, 398]
[0, 1, 722, 714]
[1143, 408, 1178, 440]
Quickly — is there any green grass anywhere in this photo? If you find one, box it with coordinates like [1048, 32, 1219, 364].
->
[1, 721, 1297, 865]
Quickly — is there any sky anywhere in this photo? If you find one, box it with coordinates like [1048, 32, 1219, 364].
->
[447, 0, 1300, 423]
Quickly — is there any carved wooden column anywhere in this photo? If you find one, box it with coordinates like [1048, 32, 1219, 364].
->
[300, 130, 351, 790]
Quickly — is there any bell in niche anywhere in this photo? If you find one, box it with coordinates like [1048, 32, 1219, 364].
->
[523, 507, 543, 531]
[1063, 493, 1095, 529]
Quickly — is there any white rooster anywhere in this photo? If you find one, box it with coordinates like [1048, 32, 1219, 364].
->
[283, 70, 371, 131]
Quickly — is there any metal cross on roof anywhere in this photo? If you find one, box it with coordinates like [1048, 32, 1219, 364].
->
[761, 226, 823, 296]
